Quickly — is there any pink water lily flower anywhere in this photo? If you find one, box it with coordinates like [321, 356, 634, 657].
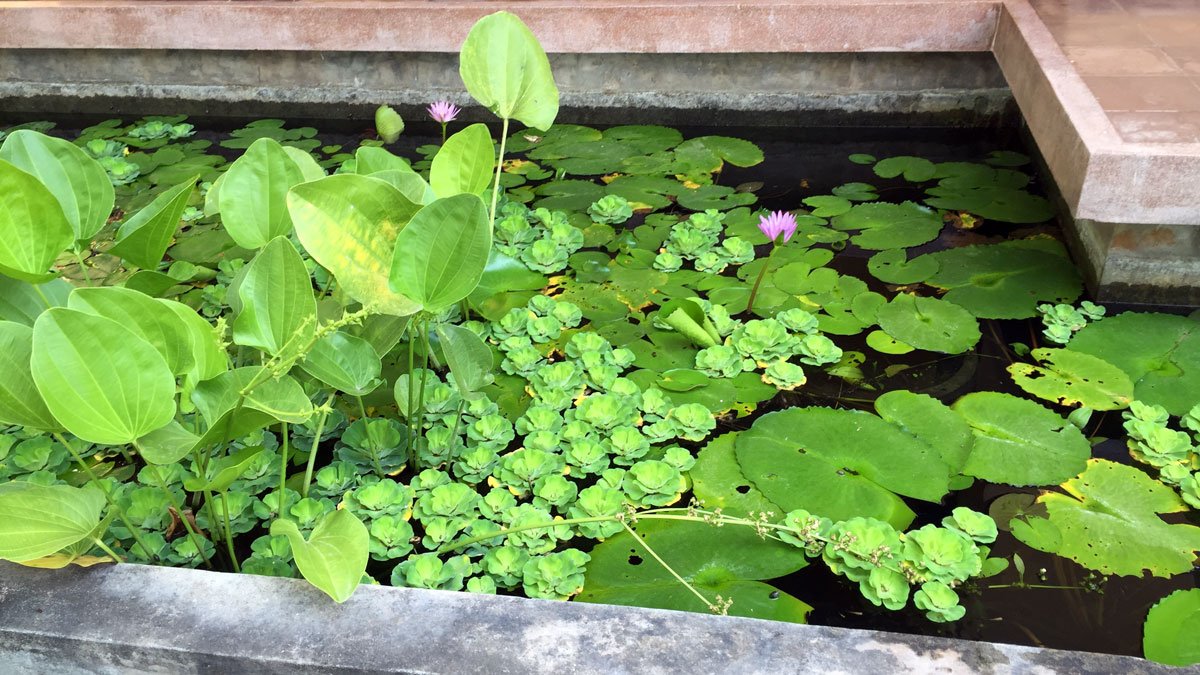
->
[427, 101, 461, 124]
[757, 210, 797, 243]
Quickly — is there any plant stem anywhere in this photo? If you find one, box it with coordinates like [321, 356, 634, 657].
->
[488, 118, 511, 226]
[745, 243, 777, 314]
[278, 422, 289, 515]
[301, 393, 338, 498]
[406, 321, 418, 442]
[91, 536, 125, 562]
[414, 316, 432, 461]
[620, 520, 720, 613]
[73, 249, 95, 286]
[218, 491, 240, 572]
[153, 481, 212, 569]
[53, 432, 157, 562]
[356, 395, 368, 420]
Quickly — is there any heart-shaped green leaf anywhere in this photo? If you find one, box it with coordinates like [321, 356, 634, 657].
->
[218, 137, 308, 249]
[233, 236, 316, 359]
[0, 159, 74, 282]
[108, 176, 197, 269]
[1008, 348, 1134, 410]
[288, 174, 422, 317]
[272, 510, 369, 603]
[459, 11, 559, 130]
[0, 321, 59, 430]
[32, 308, 176, 445]
[0, 130, 113, 242]
[430, 123, 494, 198]
[0, 483, 105, 563]
[301, 331, 383, 396]
[436, 323, 494, 399]
[389, 193, 491, 313]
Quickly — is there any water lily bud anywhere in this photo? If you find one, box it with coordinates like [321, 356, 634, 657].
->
[374, 105, 405, 143]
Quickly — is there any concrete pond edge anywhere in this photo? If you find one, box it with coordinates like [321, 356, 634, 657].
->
[0, 562, 1184, 674]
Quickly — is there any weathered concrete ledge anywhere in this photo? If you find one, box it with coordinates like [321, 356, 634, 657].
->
[0, 562, 1181, 674]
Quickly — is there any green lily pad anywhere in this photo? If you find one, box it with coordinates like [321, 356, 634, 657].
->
[876, 294, 980, 354]
[678, 136, 764, 168]
[532, 180, 605, 211]
[736, 407, 952, 528]
[1144, 589, 1200, 666]
[873, 156, 936, 182]
[531, 140, 641, 175]
[675, 185, 757, 211]
[953, 392, 1090, 487]
[802, 195, 852, 217]
[1014, 459, 1200, 577]
[1068, 312, 1200, 416]
[657, 368, 710, 392]
[876, 390, 974, 473]
[831, 201, 943, 250]
[601, 125, 684, 154]
[985, 150, 1031, 167]
[915, 241, 1082, 319]
[578, 518, 810, 623]
[848, 153, 876, 165]
[691, 432, 781, 516]
[866, 330, 914, 354]
[1008, 348, 1134, 410]
[831, 182, 879, 201]
[867, 249, 939, 285]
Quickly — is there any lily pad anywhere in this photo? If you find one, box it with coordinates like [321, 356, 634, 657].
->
[867, 249, 939, 285]
[578, 518, 810, 623]
[736, 407, 952, 528]
[831, 201, 943, 250]
[802, 195, 852, 218]
[675, 185, 757, 211]
[875, 390, 974, 473]
[873, 156, 936, 182]
[1013, 460, 1200, 577]
[690, 432, 781, 516]
[601, 125, 683, 154]
[1068, 312, 1200, 416]
[1144, 589, 1200, 666]
[915, 241, 1082, 319]
[1008, 348, 1134, 410]
[953, 392, 1090, 486]
[532, 180, 605, 211]
[875, 294, 980, 355]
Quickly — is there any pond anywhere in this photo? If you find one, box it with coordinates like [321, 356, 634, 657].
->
[0, 10, 1198, 669]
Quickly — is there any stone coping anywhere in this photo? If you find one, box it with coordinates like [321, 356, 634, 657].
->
[0, 562, 1183, 674]
[0, 0, 1196, 227]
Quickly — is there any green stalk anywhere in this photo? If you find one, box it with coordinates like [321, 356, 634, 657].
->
[619, 520, 720, 613]
[53, 432, 157, 562]
[73, 249, 95, 286]
[153, 480, 212, 569]
[406, 321, 418, 441]
[218, 491, 240, 572]
[745, 243, 777, 314]
[413, 316, 432, 461]
[91, 536, 125, 563]
[277, 422, 289, 517]
[301, 393, 338, 498]
[356, 395, 368, 421]
[488, 117, 511, 226]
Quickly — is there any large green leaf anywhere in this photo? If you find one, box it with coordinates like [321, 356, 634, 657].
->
[1144, 589, 1200, 666]
[577, 518, 811, 622]
[354, 146, 415, 175]
[736, 407, 952, 528]
[183, 445, 268, 493]
[430, 123, 494, 198]
[875, 390, 974, 474]
[459, 11, 559, 130]
[191, 367, 314, 447]
[0, 321, 59, 430]
[873, 155, 936, 182]
[830, 201, 942, 250]
[0, 483, 104, 563]
[690, 432, 782, 517]
[953, 392, 1090, 486]
[136, 420, 202, 465]
[161, 299, 228, 385]
[287, 174, 422, 316]
[272, 510, 369, 603]
[436, 323, 494, 399]
[108, 176, 197, 269]
[68, 286, 195, 377]
[300, 331, 383, 396]
[233, 236, 316, 358]
[0, 130, 113, 242]
[1068, 312, 1200, 416]
[875, 293, 980, 354]
[1008, 348, 1134, 410]
[389, 193, 491, 313]
[0, 159, 74, 282]
[1014, 460, 1200, 577]
[914, 241, 1082, 319]
[219, 137, 307, 249]
[31, 308, 175, 445]
[0, 276, 70, 326]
